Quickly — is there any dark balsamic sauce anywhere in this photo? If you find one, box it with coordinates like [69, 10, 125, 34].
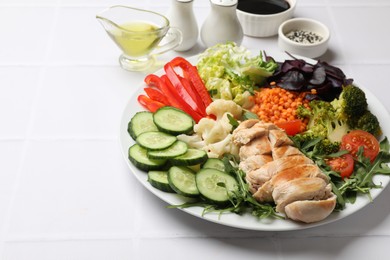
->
[237, 0, 290, 15]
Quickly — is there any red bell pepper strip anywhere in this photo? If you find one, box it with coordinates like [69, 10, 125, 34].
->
[164, 63, 202, 114]
[144, 87, 170, 105]
[169, 57, 212, 108]
[144, 73, 203, 122]
[137, 95, 165, 113]
[161, 75, 203, 123]
[178, 75, 206, 115]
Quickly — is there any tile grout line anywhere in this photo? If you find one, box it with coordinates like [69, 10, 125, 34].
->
[0, 1, 62, 257]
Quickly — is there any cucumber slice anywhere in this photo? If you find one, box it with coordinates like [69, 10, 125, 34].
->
[170, 148, 208, 166]
[153, 106, 194, 135]
[136, 131, 177, 150]
[128, 111, 158, 140]
[128, 144, 166, 171]
[148, 171, 175, 193]
[147, 141, 188, 159]
[196, 168, 238, 205]
[168, 166, 199, 197]
[202, 158, 225, 172]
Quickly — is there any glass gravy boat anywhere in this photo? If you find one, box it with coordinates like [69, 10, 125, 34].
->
[96, 6, 182, 71]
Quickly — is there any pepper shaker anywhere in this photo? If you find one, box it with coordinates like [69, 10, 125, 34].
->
[166, 0, 199, 51]
[200, 0, 243, 48]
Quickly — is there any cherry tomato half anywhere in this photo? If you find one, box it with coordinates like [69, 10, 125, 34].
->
[275, 119, 304, 136]
[341, 130, 380, 162]
[327, 153, 355, 179]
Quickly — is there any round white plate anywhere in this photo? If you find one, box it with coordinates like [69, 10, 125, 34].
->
[119, 52, 390, 231]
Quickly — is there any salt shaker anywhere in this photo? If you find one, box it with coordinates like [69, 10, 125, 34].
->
[200, 0, 243, 48]
[166, 0, 199, 51]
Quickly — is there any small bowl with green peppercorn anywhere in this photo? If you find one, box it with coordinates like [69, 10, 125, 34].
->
[278, 17, 330, 58]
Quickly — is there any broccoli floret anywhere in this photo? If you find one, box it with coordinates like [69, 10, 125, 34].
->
[331, 84, 382, 136]
[291, 132, 340, 156]
[296, 105, 312, 119]
[331, 84, 368, 123]
[354, 111, 382, 137]
[314, 138, 341, 155]
[298, 100, 350, 142]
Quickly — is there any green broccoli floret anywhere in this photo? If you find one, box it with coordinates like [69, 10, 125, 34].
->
[297, 100, 350, 143]
[314, 138, 341, 155]
[331, 84, 368, 124]
[331, 84, 382, 136]
[291, 132, 340, 156]
[353, 110, 382, 137]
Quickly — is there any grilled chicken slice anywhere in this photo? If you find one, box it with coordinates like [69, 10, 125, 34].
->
[232, 119, 263, 145]
[273, 177, 332, 213]
[239, 154, 273, 174]
[272, 145, 302, 160]
[233, 121, 279, 146]
[253, 164, 328, 202]
[239, 135, 272, 160]
[284, 194, 337, 223]
[268, 129, 294, 147]
[246, 154, 314, 187]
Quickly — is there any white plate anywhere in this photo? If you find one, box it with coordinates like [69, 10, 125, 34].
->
[119, 52, 390, 231]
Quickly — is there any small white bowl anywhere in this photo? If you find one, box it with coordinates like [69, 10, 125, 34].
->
[278, 17, 330, 58]
[236, 0, 296, 37]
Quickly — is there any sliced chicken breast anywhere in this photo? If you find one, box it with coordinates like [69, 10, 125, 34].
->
[272, 145, 303, 160]
[246, 154, 314, 187]
[268, 129, 294, 147]
[239, 135, 272, 160]
[239, 154, 273, 173]
[253, 164, 327, 202]
[284, 194, 337, 223]
[273, 178, 332, 213]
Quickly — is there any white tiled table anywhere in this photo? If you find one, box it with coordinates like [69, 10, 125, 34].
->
[1, 0, 390, 259]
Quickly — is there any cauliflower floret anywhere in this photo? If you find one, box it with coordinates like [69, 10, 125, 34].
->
[177, 134, 204, 150]
[194, 113, 233, 143]
[205, 134, 240, 159]
[206, 99, 243, 120]
[179, 100, 243, 158]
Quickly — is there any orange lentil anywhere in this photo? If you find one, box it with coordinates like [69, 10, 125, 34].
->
[250, 87, 311, 129]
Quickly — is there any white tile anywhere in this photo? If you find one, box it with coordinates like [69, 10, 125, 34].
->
[331, 6, 390, 63]
[0, 141, 25, 237]
[30, 66, 144, 138]
[6, 140, 138, 239]
[0, 67, 41, 138]
[3, 239, 136, 260]
[278, 236, 390, 260]
[48, 6, 122, 64]
[349, 64, 390, 113]
[0, 7, 57, 64]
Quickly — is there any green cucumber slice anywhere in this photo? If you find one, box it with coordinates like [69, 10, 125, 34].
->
[196, 168, 238, 204]
[170, 148, 208, 166]
[128, 144, 166, 171]
[168, 166, 199, 197]
[136, 131, 177, 150]
[153, 106, 194, 135]
[148, 171, 175, 193]
[128, 111, 158, 140]
[147, 141, 188, 159]
[202, 158, 225, 172]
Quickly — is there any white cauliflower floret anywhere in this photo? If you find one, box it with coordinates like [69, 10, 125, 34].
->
[177, 134, 204, 150]
[206, 134, 239, 159]
[195, 113, 233, 143]
[206, 99, 243, 120]
[178, 100, 243, 158]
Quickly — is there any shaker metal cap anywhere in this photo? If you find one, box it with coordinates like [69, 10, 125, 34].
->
[210, 0, 237, 6]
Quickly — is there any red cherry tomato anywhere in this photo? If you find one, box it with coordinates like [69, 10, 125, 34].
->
[275, 119, 304, 136]
[341, 130, 380, 162]
[327, 153, 355, 179]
